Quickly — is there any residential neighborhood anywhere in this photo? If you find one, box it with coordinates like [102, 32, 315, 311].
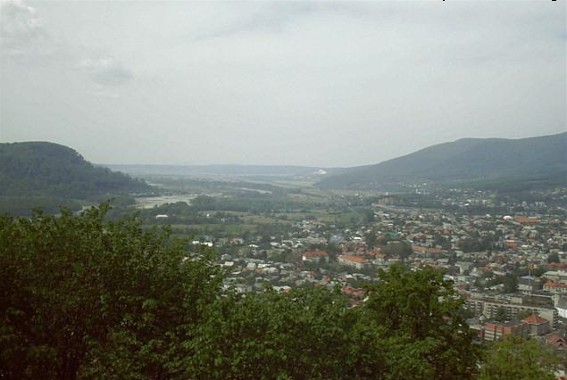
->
[182, 185, 567, 358]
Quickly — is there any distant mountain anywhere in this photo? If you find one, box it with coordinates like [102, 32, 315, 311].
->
[318, 132, 567, 189]
[0, 142, 150, 214]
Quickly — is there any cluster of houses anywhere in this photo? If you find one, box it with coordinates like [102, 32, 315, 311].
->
[188, 188, 567, 351]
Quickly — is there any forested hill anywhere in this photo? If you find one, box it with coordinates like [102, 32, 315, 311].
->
[318, 132, 567, 189]
[0, 142, 149, 213]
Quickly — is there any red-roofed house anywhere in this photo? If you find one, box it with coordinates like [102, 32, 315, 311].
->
[504, 240, 519, 249]
[483, 320, 529, 341]
[522, 314, 551, 336]
[544, 282, 567, 294]
[546, 333, 567, 350]
[338, 255, 368, 270]
[343, 286, 365, 300]
[302, 249, 329, 264]
[515, 215, 539, 224]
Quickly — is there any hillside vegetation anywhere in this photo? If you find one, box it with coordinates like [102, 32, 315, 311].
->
[0, 142, 150, 214]
[319, 132, 567, 189]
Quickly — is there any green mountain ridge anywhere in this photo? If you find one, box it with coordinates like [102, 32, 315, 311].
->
[0, 141, 150, 214]
[318, 132, 567, 189]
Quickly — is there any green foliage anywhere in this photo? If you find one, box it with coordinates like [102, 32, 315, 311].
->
[0, 196, 83, 216]
[365, 229, 378, 249]
[382, 241, 413, 260]
[478, 335, 559, 380]
[198, 264, 481, 379]
[188, 287, 361, 379]
[362, 208, 375, 223]
[457, 236, 495, 253]
[502, 274, 519, 293]
[493, 307, 508, 322]
[363, 263, 481, 379]
[191, 193, 308, 214]
[0, 203, 222, 379]
[548, 252, 560, 264]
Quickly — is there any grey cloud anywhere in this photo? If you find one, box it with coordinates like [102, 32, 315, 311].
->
[81, 57, 133, 86]
[0, 0, 47, 55]
[193, 2, 319, 40]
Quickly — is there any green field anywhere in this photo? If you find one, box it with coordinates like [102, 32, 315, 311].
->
[126, 176, 375, 239]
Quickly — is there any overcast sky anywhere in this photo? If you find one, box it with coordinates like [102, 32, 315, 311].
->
[1, 0, 565, 167]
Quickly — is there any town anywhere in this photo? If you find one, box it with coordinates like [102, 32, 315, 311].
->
[137, 178, 567, 349]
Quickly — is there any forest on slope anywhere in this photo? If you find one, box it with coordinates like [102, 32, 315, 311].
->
[319, 132, 567, 189]
[0, 142, 150, 214]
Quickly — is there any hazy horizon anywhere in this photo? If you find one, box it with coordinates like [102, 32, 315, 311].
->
[102, 130, 565, 168]
[1, 0, 565, 167]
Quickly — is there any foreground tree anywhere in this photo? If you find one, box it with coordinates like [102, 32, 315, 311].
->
[478, 335, 560, 380]
[188, 287, 362, 379]
[363, 263, 481, 379]
[0, 204, 497, 379]
[0, 204, 222, 379]
[382, 241, 413, 261]
[187, 263, 481, 380]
